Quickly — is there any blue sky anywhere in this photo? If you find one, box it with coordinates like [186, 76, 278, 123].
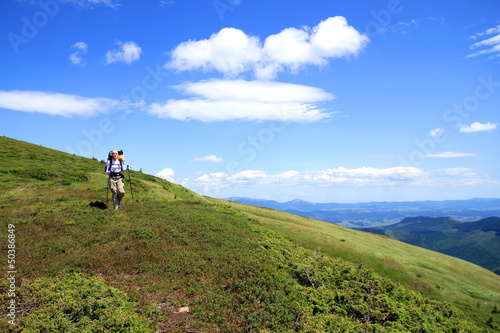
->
[1, 0, 499, 203]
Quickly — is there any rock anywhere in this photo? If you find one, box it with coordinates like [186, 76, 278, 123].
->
[175, 306, 190, 314]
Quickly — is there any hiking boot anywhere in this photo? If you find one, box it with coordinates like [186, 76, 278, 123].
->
[114, 205, 119, 210]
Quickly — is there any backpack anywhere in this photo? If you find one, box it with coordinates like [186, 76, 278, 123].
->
[104, 150, 123, 173]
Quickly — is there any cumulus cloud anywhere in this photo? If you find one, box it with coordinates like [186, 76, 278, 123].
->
[467, 24, 500, 59]
[168, 27, 262, 76]
[167, 16, 369, 79]
[183, 166, 495, 194]
[191, 166, 424, 189]
[459, 122, 497, 133]
[155, 168, 175, 182]
[192, 155, 225, 163]
[69, 42, 88, 65]
[0, 90, 125, 117]
[423, 152, 475, 158]
[148, 79, 335, 122]
[106, 41, 142, 64]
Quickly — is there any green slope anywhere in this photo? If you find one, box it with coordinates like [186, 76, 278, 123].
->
[361, 217, 500, 274]
[208, 201, 500, 331]
[0, 136, 499, 332]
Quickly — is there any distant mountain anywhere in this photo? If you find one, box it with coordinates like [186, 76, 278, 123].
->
[225, 197, 500, 228]
[226, 197, 500, 211]
[361, 216, 500, 275]
[376, 216, 462, 232]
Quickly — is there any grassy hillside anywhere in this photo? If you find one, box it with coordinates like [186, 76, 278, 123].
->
[360, 217, 500, 274]
[1, 136, 499, 332]
[210, 201, 500, 331]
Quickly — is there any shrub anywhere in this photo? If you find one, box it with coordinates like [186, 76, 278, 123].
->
[17, 273, 151, 333]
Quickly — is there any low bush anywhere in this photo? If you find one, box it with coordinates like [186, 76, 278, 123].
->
[15, 273, 151, 333]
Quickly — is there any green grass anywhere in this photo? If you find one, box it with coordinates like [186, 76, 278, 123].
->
[0, 136, 499, 332]
[12, 273, 150, 332]
[213, 198, 500, 330]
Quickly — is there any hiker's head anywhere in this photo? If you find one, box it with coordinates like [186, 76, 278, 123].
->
[111, 150, 125, 162]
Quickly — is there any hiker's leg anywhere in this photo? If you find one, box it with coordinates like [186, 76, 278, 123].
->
[116, 178, 125, 204]
[109, 178, 119, 208]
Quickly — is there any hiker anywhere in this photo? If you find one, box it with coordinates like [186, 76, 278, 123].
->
[105, 150, 130, 210]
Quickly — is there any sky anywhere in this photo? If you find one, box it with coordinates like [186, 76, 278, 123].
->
[1, 0, 500, 203]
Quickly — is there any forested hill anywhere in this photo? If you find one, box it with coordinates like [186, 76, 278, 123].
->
[361, 216, 500, 275]
[1, 136, 499, 332]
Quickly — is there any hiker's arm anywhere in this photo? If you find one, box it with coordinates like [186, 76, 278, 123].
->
[105, 160, 111, 174]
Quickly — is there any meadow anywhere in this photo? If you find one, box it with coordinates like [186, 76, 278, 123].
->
[1, 136, 499, 332]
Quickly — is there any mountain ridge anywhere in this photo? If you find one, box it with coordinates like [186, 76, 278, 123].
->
[226, 196, 500, 228]
[225, 196, 500, 211]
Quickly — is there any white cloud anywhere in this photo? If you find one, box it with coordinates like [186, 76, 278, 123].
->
[309, 17, 369, 58]
[471, 25, 500, 38]
[192, 155, 225, 163]
[148, 79, 334, 122]
[467, 44, 500, 58]
[459, 122, 497, 133]
[471, 34, 500, 49]
[159, 0, 175, 7]
[191, 166, 424, 189]
[178, 79, 333, 103]
[106, 41, 142, 64]
[149, 99, 330, 122]
[167, 16, 369, 80]
[67, 0, 120, 8]
[467, 25, 500, 59]
[423, 152, 475, 158]
[168, 27, 262, 76]
[155, 168, 175, 182]
[69, 42, 88, 65]
[19, 0, 120, 8]
[0, 90, 125, 117]
[428, 127, 444, 137]
[261, 27, 312, 69]
[434, 168, 474, 176]
[424, 168, 493, 187]
[183, 166, 496, 194]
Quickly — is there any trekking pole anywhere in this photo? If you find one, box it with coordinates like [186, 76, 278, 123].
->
[106, 172, 109, 204]
[106, 161, 110, 205]
[127, 165, 134, 201]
